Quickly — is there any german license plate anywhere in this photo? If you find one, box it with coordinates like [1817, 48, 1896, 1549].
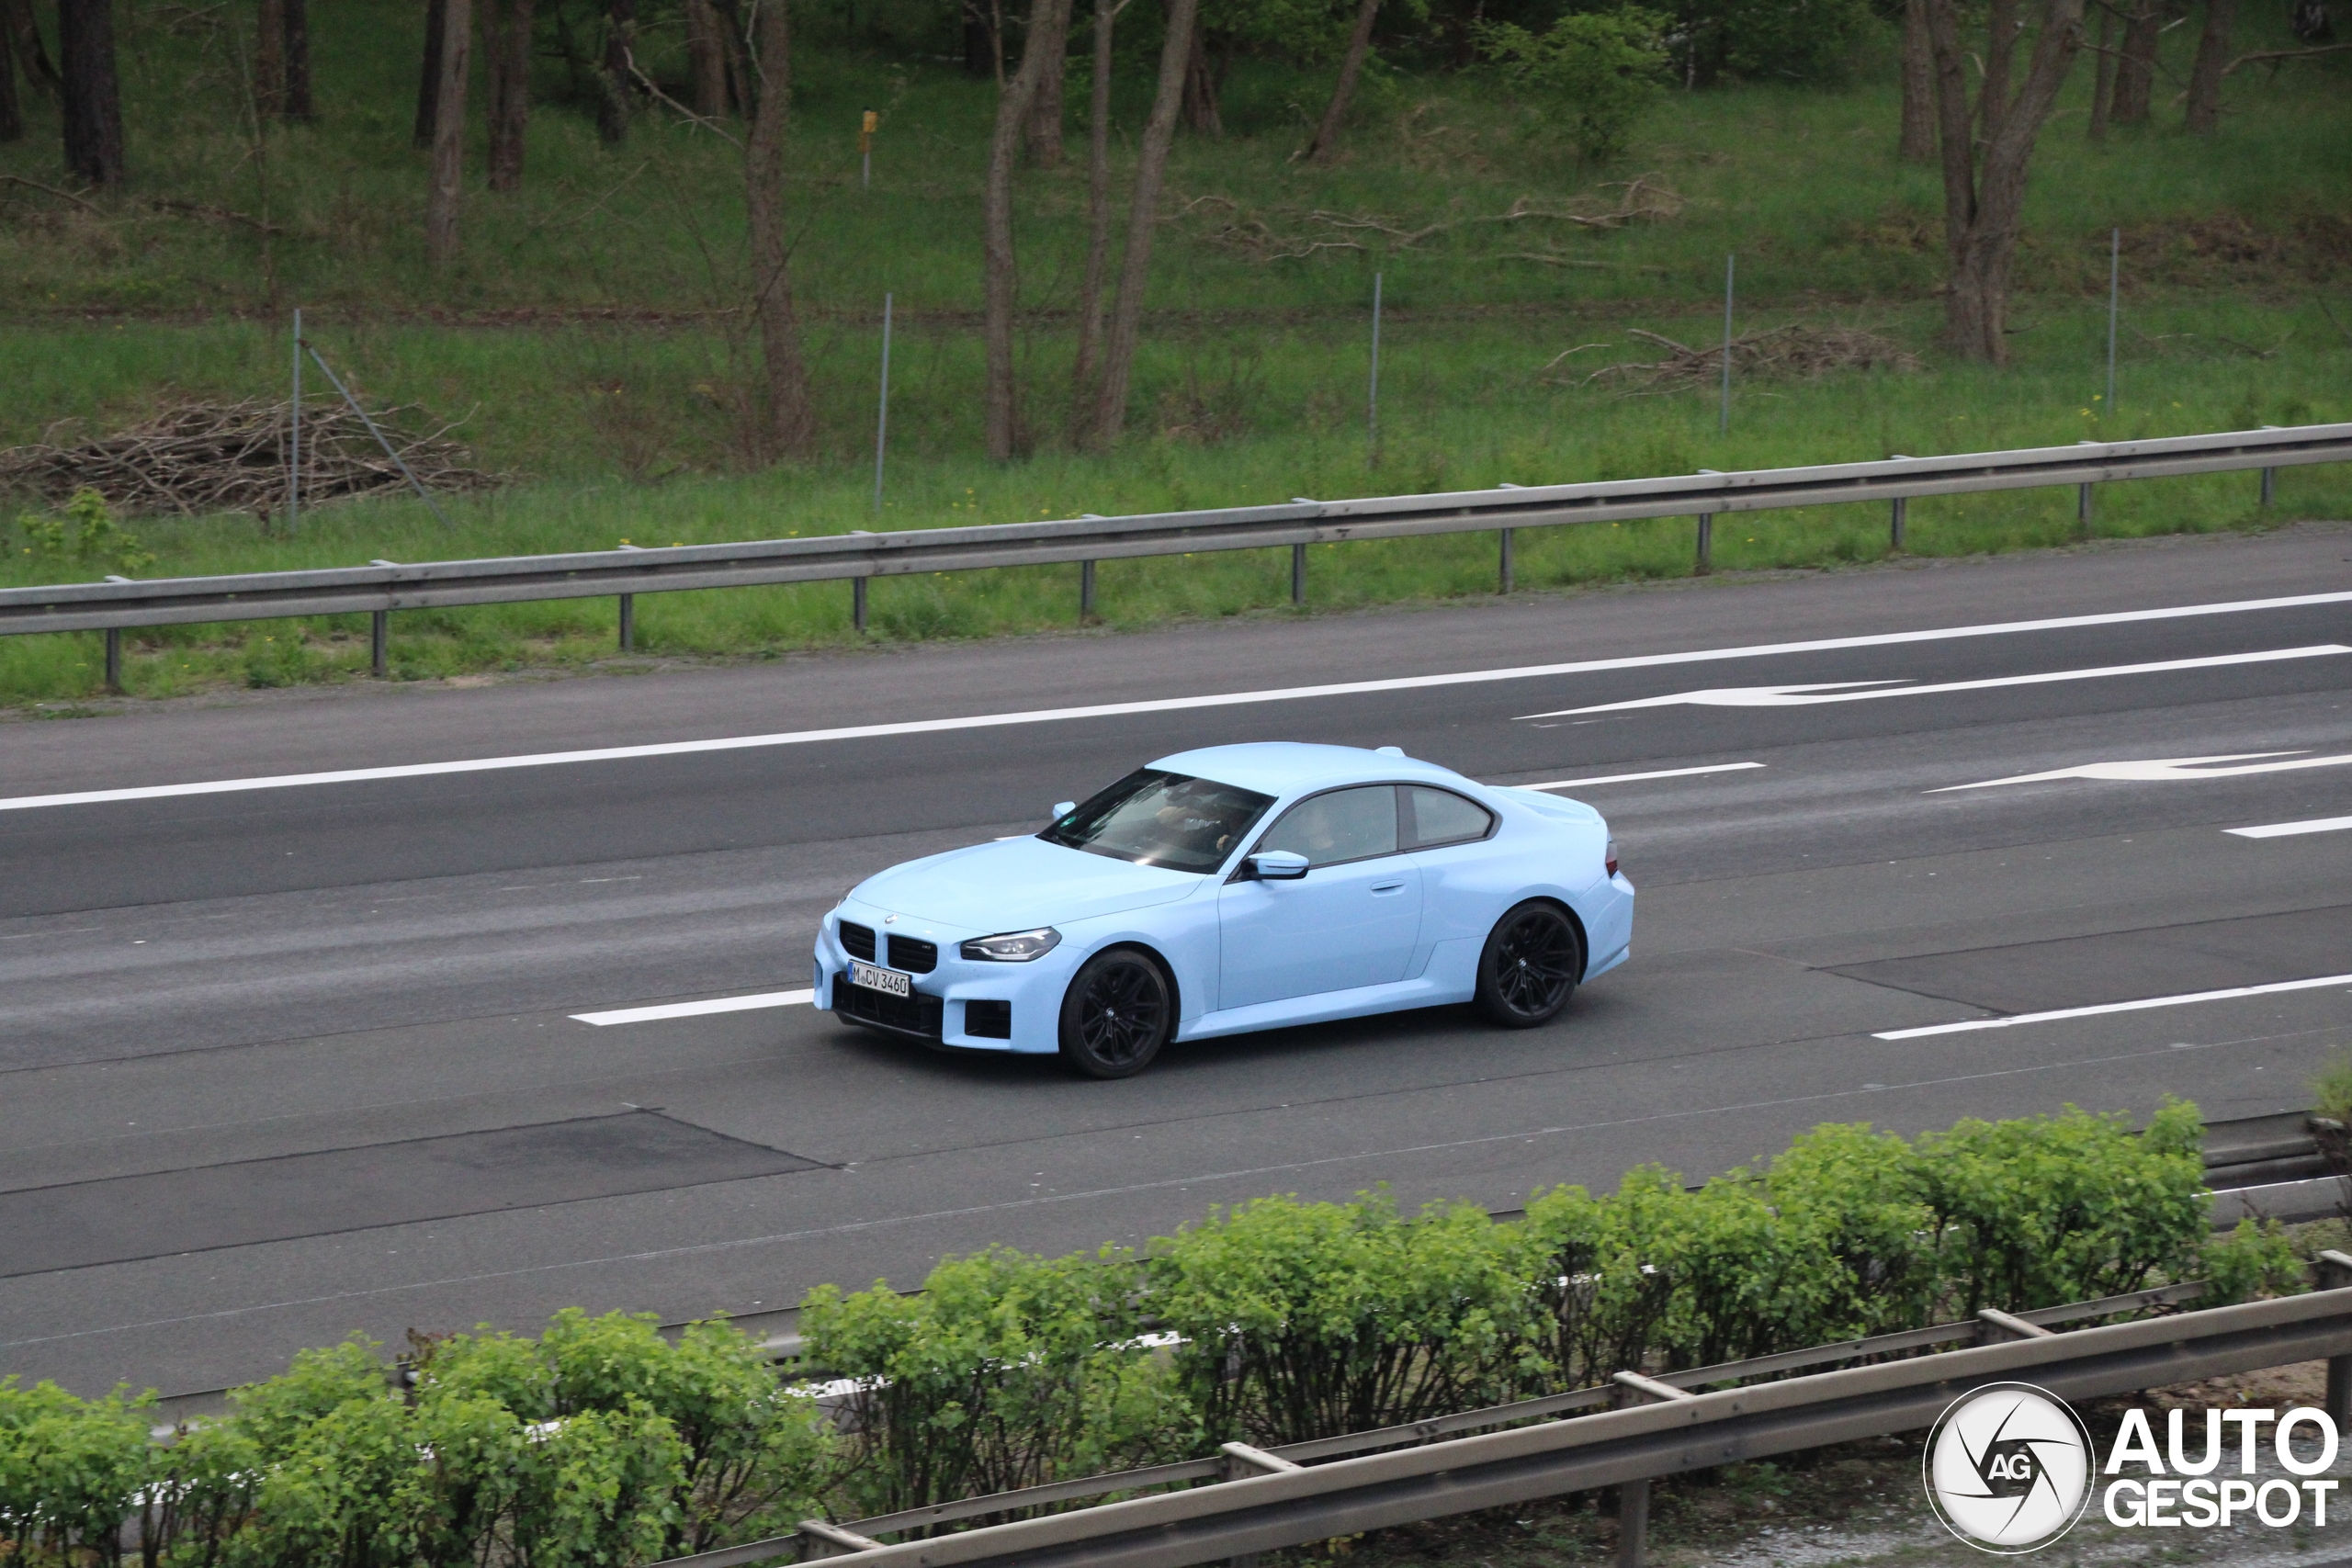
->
[849, 960, 910, 998]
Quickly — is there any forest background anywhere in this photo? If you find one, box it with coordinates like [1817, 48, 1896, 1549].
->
[0, 0, 2346, 701]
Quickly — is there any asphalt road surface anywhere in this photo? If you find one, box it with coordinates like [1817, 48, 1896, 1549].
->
[5, 525, 2350, 1401]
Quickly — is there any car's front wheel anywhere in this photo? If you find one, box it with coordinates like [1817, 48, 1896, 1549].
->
[1058, 946, 1173, 1078]
[1475, 900, 1581, 1028]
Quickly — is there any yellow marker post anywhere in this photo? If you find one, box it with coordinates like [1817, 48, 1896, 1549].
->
[860, 109, 877, 189]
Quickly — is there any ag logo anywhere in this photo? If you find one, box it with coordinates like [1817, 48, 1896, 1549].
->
[1924, 1382, 2096, 1553]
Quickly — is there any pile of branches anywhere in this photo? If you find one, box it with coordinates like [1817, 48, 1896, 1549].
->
[1181, 177, 1683, 267]
[1558, 325, 1922, 392]
[0, 399, 498, 518]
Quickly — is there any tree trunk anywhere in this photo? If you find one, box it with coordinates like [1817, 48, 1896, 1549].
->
[0, 19, 19, 142]
[961, 0, 991, 76]
[1180, 12, 1217, 134]
[1024, 30, 1066, 166]
[255, 0, 286, 118]
[486, 0, 532, 189]
[1979, 0, 2018, 140]
[1084, 0, 1196, 447]
[283, 0, 311, 119]
[1070, 0, 1119, 428]
[743, 0, 814, 458]
[597, 0, 632, 142]
[1898, 0, 1936, 159]
[1304, 0, 1380, 164]
[415, 0, 446, 148]
[1927, 0, 2087, 361]
[2109, 0, 2157, 122]
[6, 0, 62, 96]
[684, 0, 728, 116]
[425, 0, 471, 267]
[2184, 0, 2235, 130]
[58, 0, 123, 186]
[712, 0, 752, 119]
[2086, 0, 2114, 141]
[983, 0, 1072, 459]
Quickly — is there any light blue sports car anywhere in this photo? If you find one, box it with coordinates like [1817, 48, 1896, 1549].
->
[812, 742, 1634, 1077]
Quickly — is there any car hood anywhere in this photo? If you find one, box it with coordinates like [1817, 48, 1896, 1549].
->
[854, 836, 1204, 931]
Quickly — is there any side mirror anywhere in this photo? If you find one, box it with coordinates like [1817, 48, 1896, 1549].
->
[1247, 850, 1310, 882]
[1051, 800, 1077, 819]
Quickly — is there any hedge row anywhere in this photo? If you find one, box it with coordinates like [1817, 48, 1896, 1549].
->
[1, 1103, 2303, 1567]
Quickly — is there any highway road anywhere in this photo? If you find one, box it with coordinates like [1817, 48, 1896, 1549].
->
[4, 523, 2350, 1402]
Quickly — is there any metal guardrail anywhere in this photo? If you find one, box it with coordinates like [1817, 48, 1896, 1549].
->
[664, 1279, 2352, 1568]
[5, 425, 2346, 672]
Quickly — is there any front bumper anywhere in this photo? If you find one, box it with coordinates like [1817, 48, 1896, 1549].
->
[812, 901, 1074, 1054]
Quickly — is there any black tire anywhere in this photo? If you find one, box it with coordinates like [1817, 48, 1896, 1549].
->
[1058, 947, 1174, 1078]
[1474, 900, 1582, 1028]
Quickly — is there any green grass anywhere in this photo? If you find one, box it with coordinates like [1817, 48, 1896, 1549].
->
[1, 4, 2346, 705]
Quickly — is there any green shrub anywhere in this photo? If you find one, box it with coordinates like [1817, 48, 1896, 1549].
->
[1152, 1190, 1540, 1446]
[1477, 8, 1672, 158]
[0, 1378, 152, 1567]
[799, 1246, 1186, 1519]
[7, 489, 153, 576]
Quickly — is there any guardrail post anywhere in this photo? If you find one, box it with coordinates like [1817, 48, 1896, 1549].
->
[2261, 468, 2277, 507]
[1890, 496, 1906, 550]
[1080, 560, 1097, 622]
[854, 578, 869, 634]
[617, 593, 635, 652]
[1291, 543, 1306, 605]
[1617, 1477, 1651, 1568]
[1498, 528, 1515, 594]
[2077, 482, 2094, 534]
[2320, 1250, 2352, 1427]
[1693, 513, 1713, 575]
[104, 627, 122, 694]
[371, 610, 389, 677]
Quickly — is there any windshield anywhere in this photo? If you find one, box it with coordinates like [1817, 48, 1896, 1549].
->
[1040, 768, 1274, 874]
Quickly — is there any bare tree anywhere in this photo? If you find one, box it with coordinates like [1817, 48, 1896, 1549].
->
[1070, 0, 1132, 426]
[6, 0, 62, 98]
[1179, 8, 1217, 133]
[58, 0, 123, 186]
[2184, 0, 2236, 130]
[596, 0, 633, 142]
[487, 0, 535, 189]
[2109, 0, 2157, 122]
[2086, 0, 2116, 141]
[1303, 0, 1381, 164]
[982, 0, 1074, 458]
[0, 18, 18, 141]
[415, 0, 446, 148]
[282, 0, 311, 119]
[1899, 0, 1936, 158]
[743, 0, 815, 457]
[1978, 0, 2018, 134]
[1925, 0, 2086, 361]
[425, 0, 472, 266]
[685, 0, 729, 116]
[1080, 0, 1198, 447]
[255, 0, 286, 116]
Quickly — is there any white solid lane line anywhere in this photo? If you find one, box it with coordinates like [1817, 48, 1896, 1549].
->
[571, 988, 813, 1026]
[6, 590, 2351, 814]
[1872, 973, 2352, 1040]
[1931, 750, 2352, 792]
[1520, 762, 1766, 790]
[2228, 815, 2352, 840]
[1517, 645, 2352, 718]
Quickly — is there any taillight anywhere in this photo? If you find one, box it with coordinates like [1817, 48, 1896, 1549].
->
[1605, 840, 1620, 878]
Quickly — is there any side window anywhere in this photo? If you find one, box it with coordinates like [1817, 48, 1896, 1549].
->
[1405, 785, 1495, 850]
[1259, 785, 1400, 868]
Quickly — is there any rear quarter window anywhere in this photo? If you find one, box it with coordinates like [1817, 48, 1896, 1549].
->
[1405, 785, 1496, 849]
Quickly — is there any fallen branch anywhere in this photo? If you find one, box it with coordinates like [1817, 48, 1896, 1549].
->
[0, 175, 99, 211]
[2224, 43, 2352, 73]
[1568, 324, 1922, 391]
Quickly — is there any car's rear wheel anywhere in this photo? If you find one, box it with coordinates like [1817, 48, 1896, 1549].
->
[1475, 900, 1581, 1028]
[1058, 947, 1173, 1078]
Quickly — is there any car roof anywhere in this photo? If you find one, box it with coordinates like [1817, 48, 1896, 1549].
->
[1148, 741, 1471, 797]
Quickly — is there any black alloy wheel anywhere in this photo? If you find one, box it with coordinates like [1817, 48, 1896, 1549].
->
[1474, 900, 1581, 1028]
[1058, 947, 1174, 1078]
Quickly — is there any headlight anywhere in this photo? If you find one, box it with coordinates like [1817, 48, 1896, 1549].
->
[960, 927, 1062, 963]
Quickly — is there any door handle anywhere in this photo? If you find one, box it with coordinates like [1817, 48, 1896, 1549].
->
[1371, 881, 1406, 895]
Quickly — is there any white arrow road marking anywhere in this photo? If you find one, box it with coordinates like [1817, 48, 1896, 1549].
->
[1518, 761, 1766, 790]
[1930, 750, 2352, 792]
[2229, 815, 2352, 840]
[572, 988, 813, 1025]
[1515, 645, 2352, 719]
[7, 593, 2352, 813]
[1874, 972, 2352, 1040]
